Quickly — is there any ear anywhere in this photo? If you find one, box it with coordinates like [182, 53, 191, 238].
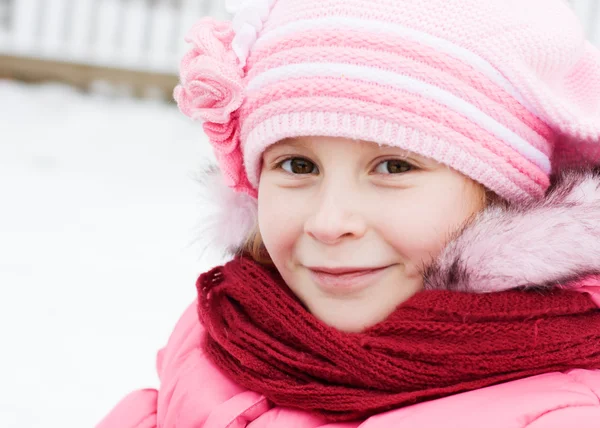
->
[197, 166, 258, 256]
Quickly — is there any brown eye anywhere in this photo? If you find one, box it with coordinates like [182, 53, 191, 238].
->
[281, 158, 318, 174]
[375, 159, 413, 174]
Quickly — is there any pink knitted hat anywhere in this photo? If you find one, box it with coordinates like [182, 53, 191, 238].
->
[174, 0, 600, 248]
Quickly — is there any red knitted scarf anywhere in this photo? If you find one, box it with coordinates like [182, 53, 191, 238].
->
[197, 257, 600, 422]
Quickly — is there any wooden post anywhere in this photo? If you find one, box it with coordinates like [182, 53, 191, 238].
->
[0, 54, 179, 99]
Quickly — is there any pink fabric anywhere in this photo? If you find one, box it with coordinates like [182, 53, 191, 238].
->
[247, 28, 555, 146]
[238, 78, 550, 194]
[172, 18, 253, 195]
[239, 65, 549, 166]
[175, 0, 600, 203]
[241, 105, 538, 201]
[245, 36, 553, 154]
[97, 298, 600, 428]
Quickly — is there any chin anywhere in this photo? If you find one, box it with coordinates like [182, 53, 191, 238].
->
[309, 302, 394, 333]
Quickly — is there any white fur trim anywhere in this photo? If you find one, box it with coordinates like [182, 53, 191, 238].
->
[197, 167, 258, 255]
[425, 168, 600, 292]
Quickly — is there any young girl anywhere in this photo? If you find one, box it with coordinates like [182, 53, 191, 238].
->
[99, 0, 600, 426]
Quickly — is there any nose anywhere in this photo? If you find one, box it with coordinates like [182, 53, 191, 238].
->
[304, 180, 367, 245]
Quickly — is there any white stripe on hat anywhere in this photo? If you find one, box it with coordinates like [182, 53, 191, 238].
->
[254, 16, 538, 117]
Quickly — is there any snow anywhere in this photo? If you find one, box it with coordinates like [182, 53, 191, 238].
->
[0, 80, 229, 427]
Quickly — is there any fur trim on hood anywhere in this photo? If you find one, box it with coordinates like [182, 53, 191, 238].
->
[196, 166, 258, 256]
[424, 167, 600, 292]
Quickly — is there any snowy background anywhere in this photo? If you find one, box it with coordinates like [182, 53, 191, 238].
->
[1, 0, 599, 427]
[0, 80, 228, 427]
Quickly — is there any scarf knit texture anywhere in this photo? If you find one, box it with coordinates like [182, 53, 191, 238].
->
[197, 256, 600, 422]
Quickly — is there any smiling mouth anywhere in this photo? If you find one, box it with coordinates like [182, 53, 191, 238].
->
[306, 265, 393, 294]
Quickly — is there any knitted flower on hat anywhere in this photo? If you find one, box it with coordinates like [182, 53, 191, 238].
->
[174, 17, 253, 194]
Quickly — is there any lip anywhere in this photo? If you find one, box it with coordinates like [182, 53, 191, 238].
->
[306, 265, 392, 294]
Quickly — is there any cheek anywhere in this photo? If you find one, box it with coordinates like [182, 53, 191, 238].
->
[257, 181, 304, 266]
[378, 187, 478, 273]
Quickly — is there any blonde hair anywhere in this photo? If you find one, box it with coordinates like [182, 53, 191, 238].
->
[244, 179, 494, 264]
[243, 227, 274, 264]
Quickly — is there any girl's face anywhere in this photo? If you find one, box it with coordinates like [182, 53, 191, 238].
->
[258, 136, 485, 332]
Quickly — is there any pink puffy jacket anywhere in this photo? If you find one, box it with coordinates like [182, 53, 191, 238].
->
[98, 170, 600, 428]
[98, 298, 600, 428]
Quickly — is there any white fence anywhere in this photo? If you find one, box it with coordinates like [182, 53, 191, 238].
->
[0, 0, 598, 76]
[0, 0, 228, 74]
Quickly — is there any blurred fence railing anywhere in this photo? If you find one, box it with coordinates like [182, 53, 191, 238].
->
[0, 0, 598, 97]
[0, 0, 228, 72]
[0, 0, 228, 97]
[573, 0, 600, 43]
